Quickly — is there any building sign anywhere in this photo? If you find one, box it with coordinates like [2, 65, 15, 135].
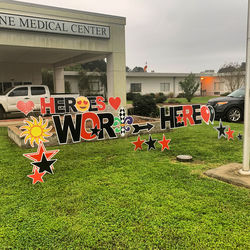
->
[0, 13, 110, 39]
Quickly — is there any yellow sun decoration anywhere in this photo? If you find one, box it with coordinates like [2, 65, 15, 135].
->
[20, 116, 52, 147]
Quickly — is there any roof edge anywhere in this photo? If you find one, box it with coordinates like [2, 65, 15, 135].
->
[1, 0, 126, 23]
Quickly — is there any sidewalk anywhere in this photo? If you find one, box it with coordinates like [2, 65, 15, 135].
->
[0, 117, 33, 127]
[204, 163, 250, 189]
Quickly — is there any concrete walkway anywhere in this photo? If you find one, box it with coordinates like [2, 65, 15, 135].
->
[0, 116, 54, 127]
[0, 118, 26, 127]
[204, 163, 250, 189]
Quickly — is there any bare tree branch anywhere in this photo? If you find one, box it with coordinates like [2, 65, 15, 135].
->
[218, 62, 245, 92]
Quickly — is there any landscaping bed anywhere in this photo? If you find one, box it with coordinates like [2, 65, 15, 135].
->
[7, 115, 162, 148]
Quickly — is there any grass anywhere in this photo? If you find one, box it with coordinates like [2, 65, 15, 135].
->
[0, 122, 250, 248]
[166, 96, 218, 104]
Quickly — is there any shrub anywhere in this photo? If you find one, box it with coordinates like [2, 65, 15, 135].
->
[168, 98, 181, 104]
[127, 92, 141, 101]
[149, 93, 155, 98]
[127, 92, 134, 100]
[177, 93, 185, 98]
[220, 92, 231, 96]
[155, 92, 167, 103]
[167, 92, 174, 98]
[127, 107, 134, 116]
[133, 94, 159, 117]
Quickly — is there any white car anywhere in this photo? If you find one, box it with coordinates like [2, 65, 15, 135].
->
[0, 85, 79, 119]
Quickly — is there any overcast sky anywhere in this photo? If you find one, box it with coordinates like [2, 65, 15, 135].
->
[15, 0, 248, 73]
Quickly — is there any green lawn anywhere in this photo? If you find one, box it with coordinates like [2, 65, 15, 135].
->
[166, 96, 219, 104]
[0, 122, 249, 248]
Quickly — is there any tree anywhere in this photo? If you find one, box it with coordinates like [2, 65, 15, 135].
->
[42, 69, 54, 92]
[78, 70, 99, 95]
[132, 66, 144, 72]
[126, 66, 131, 72]
[65, 81, 71, 93]
[64, 64, 82, 71]
[179, 73, 199, 102]
[81, 60, 106, 72]
[218, 62, 245, 92]
[78, 60, 107, 98]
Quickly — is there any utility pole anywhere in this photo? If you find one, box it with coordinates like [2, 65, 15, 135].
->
[241, 0, 250, 175]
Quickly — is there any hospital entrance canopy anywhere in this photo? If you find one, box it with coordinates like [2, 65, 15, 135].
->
[0, 0, 126, 104]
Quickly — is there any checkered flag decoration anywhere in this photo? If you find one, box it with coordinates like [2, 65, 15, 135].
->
[119, 107, 126, 136]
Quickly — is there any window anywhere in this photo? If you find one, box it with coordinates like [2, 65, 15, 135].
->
[214, 83, 218, 90]
[130, 83, 141, 93]
[31, 86, 46, 95]
[92, 82, 100, 91]
[9, 87, 28, 97]
[160, 83, 170, 92]
[90, 81, 101, 92]
[214, 82, 223, 91]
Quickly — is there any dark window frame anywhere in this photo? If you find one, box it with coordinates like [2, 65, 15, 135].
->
[160, 82, 170, 92]
[8, 87, 28, 97]
[130, 83, 141, 93]
[31, 86, 46, 96]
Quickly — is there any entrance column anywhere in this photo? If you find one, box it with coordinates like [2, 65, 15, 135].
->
[53, 66, 65, 93]
[107, 52, 126, 106]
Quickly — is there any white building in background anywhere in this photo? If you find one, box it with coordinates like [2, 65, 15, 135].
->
[64, 70, 234, 97]
[126, 72, 201, 96]
[126, 71, 233, 96]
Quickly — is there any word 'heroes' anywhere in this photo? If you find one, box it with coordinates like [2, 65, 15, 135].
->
[40, 96, 105, 115]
